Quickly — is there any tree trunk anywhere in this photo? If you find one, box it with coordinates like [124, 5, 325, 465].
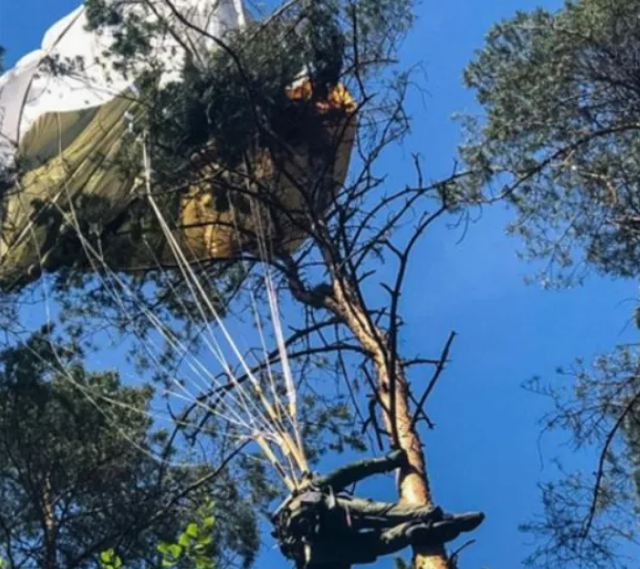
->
[43, 475, 58, 569]
[330, 279, 449, 569]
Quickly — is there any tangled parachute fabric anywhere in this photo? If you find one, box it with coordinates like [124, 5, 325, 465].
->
[0, 0, 356, 290]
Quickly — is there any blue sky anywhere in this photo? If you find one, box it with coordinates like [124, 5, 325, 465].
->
[1, 0, 639, 568]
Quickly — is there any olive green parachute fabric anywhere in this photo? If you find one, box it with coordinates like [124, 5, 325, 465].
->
[1, 92, 141, 286]
[0, 83, 356, 290]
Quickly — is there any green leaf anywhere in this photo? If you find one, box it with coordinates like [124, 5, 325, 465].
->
[157, 543, 171, 556]
[167, 544, 183, 559]
[195, 555, 215, 569]
[158, 542, 183, 561]
[202, 516, 215, 530]
[99, 548, 122, 569]
[178, 532, 191, 547]
[186, 522, 199, 538]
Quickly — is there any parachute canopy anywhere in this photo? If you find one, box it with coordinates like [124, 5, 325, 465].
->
[0, 0, 356, 290]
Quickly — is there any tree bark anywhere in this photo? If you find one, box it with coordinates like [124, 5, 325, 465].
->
[43, 474, 58, 569]
[329, 278, 449, 569]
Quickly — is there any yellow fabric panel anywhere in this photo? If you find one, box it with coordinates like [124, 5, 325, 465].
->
[177, 81, 357, 263]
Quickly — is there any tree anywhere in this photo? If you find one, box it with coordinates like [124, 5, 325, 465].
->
[458, 0, 640, 286]
[456, 0, 640, 566]
[1, 2, 486, 569]
[0, 329, 258, 569]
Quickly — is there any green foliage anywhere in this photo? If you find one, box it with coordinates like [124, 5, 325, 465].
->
[1, 4, 420, 564]
[100, 501, 220, 569]
[29, 1, 415, 479]
[457, 1, 640, 565]
[100, 549, 124, 569]
[148, 17, 317, 169]
[458, 0, 640, 285]
[0, 328, 259, 569]
[13, 0, 418, 348]
[345, 0, 415, 61]
[156, 501, 217, 569]
[299, 393, 367, 461]
[80, 0, 416, 171]
[85, 0, 157, 76]
[520, 346, 640, 568]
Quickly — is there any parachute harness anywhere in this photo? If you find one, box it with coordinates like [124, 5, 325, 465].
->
[270, 450, 485, 569]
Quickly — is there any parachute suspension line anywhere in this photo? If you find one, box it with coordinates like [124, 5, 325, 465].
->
[28, 123, 261, 453]
[19, 323, 235, 469]
[28, 215, 209, 466]
[223, 157, 310, 478]
[15, 115, 194, 468]
[245, 185, 308, 474]
[141, 185, 300, 489]
[39, 151, 276, 446]
[52, 195, 258, 435]
[23, 119, 261, 467]
[134, 133, 283, 440]
[140, 131, 305, 488]
[139, 143, 281, 443]
[15, 112, 309, 486]
[3, 0, 319, 484]
[223, 200, 303, 482]
[225, 180, 284, 432]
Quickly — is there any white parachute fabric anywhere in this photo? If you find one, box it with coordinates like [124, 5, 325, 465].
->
[0, 0, 248, 172]
[0, 53, 40, 170]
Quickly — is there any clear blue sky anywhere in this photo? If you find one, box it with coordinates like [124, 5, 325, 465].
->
[1, 1, 638, 568]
